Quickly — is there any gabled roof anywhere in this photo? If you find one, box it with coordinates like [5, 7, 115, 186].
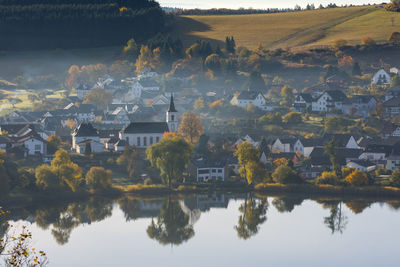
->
[73, 123, 98, 137]
[345, 95, 376, 104]
[363, 144, 394, 156]
[347, 159, 375, 168]
[383, 96, 400, 107]
[299, 93, 314, 103]
[309, 147, 362, 166]
[237, 91, 264, 100]
[323, 90, 347, 102]
[322, 134, 353, 147]
[122, 122, 169, 134]
[192, 157, 226, 168]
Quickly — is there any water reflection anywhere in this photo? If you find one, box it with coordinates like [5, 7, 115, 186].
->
[2, 193, 400, 247]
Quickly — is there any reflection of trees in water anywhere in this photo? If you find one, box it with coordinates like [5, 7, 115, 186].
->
[118, 197, 142, 222]
[272, 197, 304, 213]
[345, 200, 372, 214]
[85, 197, 113, 223]
[320, 201, 348, 234]
[387, 201, 400, 210]
[235, 196, 268, 240]
[147, 197, 194, 246]
[51, 212, 81, 245]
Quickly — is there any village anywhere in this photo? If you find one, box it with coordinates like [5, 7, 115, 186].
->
[1, 64, 400, 185]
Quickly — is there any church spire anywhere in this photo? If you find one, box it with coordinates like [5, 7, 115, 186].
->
[168, 93, 177, 112]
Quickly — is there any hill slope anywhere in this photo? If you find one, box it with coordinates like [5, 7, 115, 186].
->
[171, 6, 400, 50]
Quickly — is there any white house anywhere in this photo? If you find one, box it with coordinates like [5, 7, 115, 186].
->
[312, 90, 347, 112]
[16, 134, 47, 156]
[342, 95, 377, 118]
[119, 95, 178, 148]
[75, 139, 104, 154]
[386, 155, 400, 171]
[189, 158, 227, 182]
[72, 123, 102, 153]
[271, 137, 298, 153]
[230, 91, 272, 111]
[293, 93, 313, 112]
[346, 159, 376, 172]
[372, 69, 391, 86]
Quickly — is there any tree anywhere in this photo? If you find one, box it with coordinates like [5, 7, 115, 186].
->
[391, 75, 400, 87]
[235, 198, 268, 239]
[341, 167, 355, 178]
[283, 112, 302, 124]
[47, 135, 62, 155]
[147, 198, 194, 246]
[85, 167, 112, 192]
[146, 136, 194, 188]
[324, 138, 341, 176]
[388, 32, 400, 43]
[123, 38, 139, 61]
[315, 171, 339, 185]
[324, 116, 353, 133]
[280, 85, 294, 107]
[361, 36, 375, 46]
[225, 36, 236, 54]
[204, 53, 221, 73]
[345, 170, 368, 186]
[332, 39, 348, 49]
[193, 97, 205, 111]
[351, 62, 362, 76]
[0, 151, 10, 196]
[83, 88, 112, 109]
[117, 146, 140, 177]
[178, 112, 203, 144]
[272, 165, 302, 184]
[323, 201, 348, 234]
[234, 142, 261, 184]
[35, 164, 59, 191]
[390, 170, 400, 187]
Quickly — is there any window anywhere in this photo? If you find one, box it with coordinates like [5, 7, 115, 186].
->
[171, 115, 175, 121]
[150, 136, 153, 145]
[144, 137, 147, 146]
[198, 169, 210, 174]
[35, 144, 41, 151]
[218, 169, 222, 173]
[137, 137, 141, 146]
[126, 137, 129, 144]
[156, 136, 160, 142]
[212, 169, 216, 173]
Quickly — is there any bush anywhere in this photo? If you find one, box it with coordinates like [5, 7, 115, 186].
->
[144, 178, 153, 185]
[316, 171, 339, 185]
[283, 112, 302, 124]
[341, 167, 355, 178]
[345, 170, 369, 186]
[390, 170, 400, 187]
[85, 167, 112, 191]
[272, 165, 302, 184]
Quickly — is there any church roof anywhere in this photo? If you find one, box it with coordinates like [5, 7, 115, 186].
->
[73, 123, 98, 137]
[122, 122, 169, 134]
[168, 94, 177, 112]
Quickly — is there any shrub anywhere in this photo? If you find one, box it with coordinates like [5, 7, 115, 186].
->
[85, 167, 112, 191]
[144, 178, 153, 185]
[341, 167, 355, 178]
[316, 171, 339, 185]
[345, 170, 369, 186]
[390, 170, 400, 187]
[272, 165, 302, 184]
[283, 112, 302, 124]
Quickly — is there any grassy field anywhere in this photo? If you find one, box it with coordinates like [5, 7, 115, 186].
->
[172, 6, 400, 50]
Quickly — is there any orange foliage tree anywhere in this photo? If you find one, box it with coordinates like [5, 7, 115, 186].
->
[178, 112, 203, 144]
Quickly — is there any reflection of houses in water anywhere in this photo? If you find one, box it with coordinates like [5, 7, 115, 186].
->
[180, 193, 230, 225]
[136, 200, 163, 218]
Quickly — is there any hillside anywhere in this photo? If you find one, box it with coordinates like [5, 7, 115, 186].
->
[171, 6, 400, 50]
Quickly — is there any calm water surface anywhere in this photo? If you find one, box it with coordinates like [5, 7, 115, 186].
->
[3, 194, 400, 267]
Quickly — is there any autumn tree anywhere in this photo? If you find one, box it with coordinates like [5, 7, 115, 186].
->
[204, 53, 221, 73]
[83, 88, 112, 109]
[280, 85, 294, 107]
[361, 36, 376, 46]
[390, 170, 400, 187]
[272, 165, 302, 184]
[234, 142, 265, 184]
[146, 136, 194, 188]
[136, 45, 157, 73]
[345, 170, 368, 186]
[85, 167, 112, 192]
[315, 171, 339, 185]
[116, 146, 141, 177]
[193, 97, 205, 111]
[235, 198, 268, 239]
[178, 112, 203, 144]
[123, 38, 139, 61]
[109, 60, 132, 79]
[332, 39, 348, 49]
[47, 135, 62, 155]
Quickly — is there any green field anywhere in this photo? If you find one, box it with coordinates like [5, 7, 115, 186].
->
[172, 6, 400, 50]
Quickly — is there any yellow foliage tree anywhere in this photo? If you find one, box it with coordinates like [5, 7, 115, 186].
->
[345, 170, 369, 186]
[178, 112, 203, 144]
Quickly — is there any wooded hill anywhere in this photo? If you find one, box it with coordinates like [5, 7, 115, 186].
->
[0, 0, 164, 50]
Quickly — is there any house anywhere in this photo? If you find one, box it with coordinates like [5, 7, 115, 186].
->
[309, 147, 362, 168]
[230, 91, 273, 111]
[271, 137, 298, 153]
[346, 159, 376, 172]
[119, 95, 178, 148]
[385, 86, 400, 101]
[72, 123, 102, 153]
[382, 124, 400, 138]
[311, 90, 347, 112]
[342, 95, 377, 118]
[358, 144, 393, 161]
[189, 158, 227, 182]
[233, 134, 260, 148]
[12, 131, 47, 156]
[322, 134, 360, 149]
[299, 167, 324, 179]
[293, 93, 313, 112]
[372, 69, 391, 86]
[386, 154, 400, 171]
[76, 104, 97, 122]
[0, 135, 11, 150]
[75, 139, 104, 154]
[382, 97, 400, 118]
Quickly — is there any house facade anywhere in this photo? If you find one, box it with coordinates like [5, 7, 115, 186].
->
[312, 90, 347, 112]
[372, 69, 391, 86]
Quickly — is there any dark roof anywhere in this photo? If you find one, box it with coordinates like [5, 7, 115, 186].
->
[383, 96, 400, 107]
[364, 144, 394, 156]
[122, 122, 169, 134]
[115, 139, 128, 147]
[77, 104, 96, 113]
[345, 95, 376, 104]
[0, 135, 11, 144]
[324, 90, 347, 102]
[322, 134, 353, 147]
[0, 124, 33, 135]
[237, 91, 264, 100]
[299, 93, 314, 103]
[73, 123, 98, 137]
[192, 157, 226, 168]
[168, 94, 177, 112]
[309, 147, 362, 166]
[348, 159, 375, 168]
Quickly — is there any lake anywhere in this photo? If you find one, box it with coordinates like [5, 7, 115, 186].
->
[3, 193, 400, 267]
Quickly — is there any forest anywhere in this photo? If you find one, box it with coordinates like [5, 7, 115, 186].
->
[0, 0, 164, 50]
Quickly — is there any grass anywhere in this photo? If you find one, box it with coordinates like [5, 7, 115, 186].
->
[172, 6, 400, 50]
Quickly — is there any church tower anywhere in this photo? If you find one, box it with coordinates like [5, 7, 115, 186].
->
[166, 94, 178, 132]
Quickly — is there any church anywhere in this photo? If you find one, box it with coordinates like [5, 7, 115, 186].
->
[119, 94, 179, 148]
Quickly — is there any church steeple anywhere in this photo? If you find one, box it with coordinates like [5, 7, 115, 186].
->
[168, 94, 177, 112]
[166, 93, 178, 132]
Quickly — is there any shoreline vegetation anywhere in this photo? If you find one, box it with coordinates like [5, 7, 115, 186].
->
[4, 183, 400, 206]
